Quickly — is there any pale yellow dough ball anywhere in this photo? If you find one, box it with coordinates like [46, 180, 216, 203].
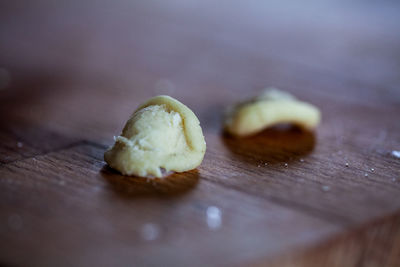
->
[104, 95, 206, 178]
[224, 88, 321, 137]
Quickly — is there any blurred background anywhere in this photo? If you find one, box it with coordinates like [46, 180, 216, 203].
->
[0, 0, 399, 144]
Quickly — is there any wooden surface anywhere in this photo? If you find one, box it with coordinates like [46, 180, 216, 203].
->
[0, 1, 400, 266]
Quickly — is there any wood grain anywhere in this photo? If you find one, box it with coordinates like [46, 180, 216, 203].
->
[0, 0, 399, 266]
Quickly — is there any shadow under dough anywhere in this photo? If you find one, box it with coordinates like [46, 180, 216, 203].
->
[100, 166, 200, 199]
[221, 125, 316, 165]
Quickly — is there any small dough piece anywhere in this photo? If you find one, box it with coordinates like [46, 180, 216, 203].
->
[104, 95, 206, 178]
[224, 88, 321, 137]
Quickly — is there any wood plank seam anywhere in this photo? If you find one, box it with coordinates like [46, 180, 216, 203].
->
[0, 140, 98, 166]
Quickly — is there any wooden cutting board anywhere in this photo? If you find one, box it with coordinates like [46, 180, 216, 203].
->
[0, 1, 399, 266]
